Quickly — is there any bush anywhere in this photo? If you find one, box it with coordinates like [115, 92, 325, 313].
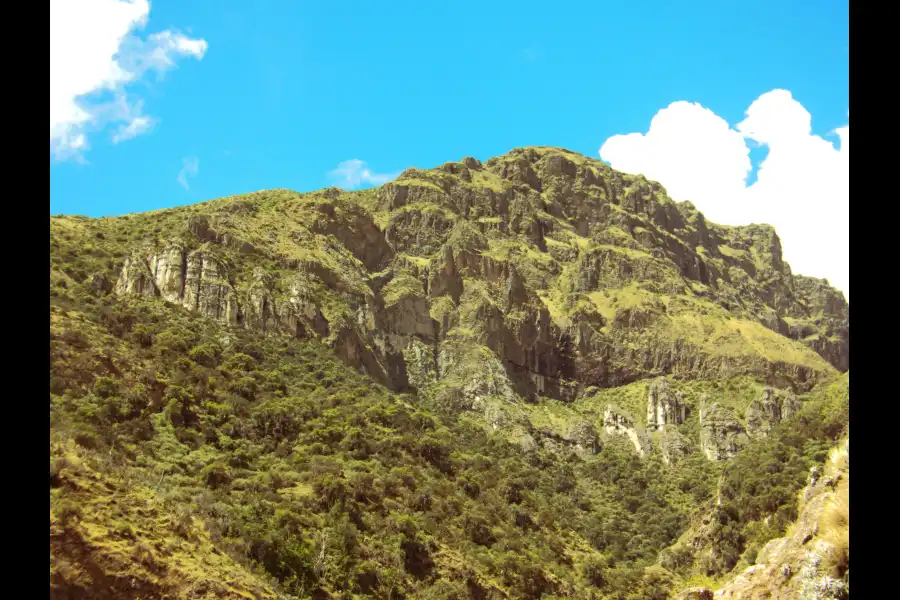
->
[202, 462, 233, 489]
[55, 498, 81, 527]
[577, 554, 608, 587]
[189, 342, 222, 368]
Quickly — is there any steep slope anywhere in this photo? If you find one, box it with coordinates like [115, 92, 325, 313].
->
[51, 292, 713, 599]
[50, 439, 282, 600]
[674, 437, 849, 599]
[49, 146, 850, 599]
[98, 147, 846, 398]
[663, 374, 849, 593]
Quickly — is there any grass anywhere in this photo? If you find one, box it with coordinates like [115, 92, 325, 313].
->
[50, 440, 280, 599]
[658, 295, 835, 372]
[523, 399, 585, 437]
[818, 474, 849, 577]
[399, 253, 432, 269]
[817, 436, 849, 577]
[587, 243, 657, 261]
[587, 283, 653, 323]
[470, 170, 508, 193]
[543, 236, 572, 248]
[717, 245, 747, 259]
[390, 201, 457, 220]
[382, 271, 425, 306]
[577, 381, 650, 426]
[393, 177, 446, 193]
[601, 226, 637, 246]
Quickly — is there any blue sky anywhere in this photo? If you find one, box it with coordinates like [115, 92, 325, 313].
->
[49, 0, 849, 294]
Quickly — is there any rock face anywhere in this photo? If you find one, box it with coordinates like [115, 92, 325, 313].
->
[699, 400, 750, 461]
[565, 419, 599, 456]
[115, 255, 157, 297]
[110, 147, 846, 431]
[603, 405, 651, 456]
[149, 244, 187, 304]
[646, 377, 687, 431]
[116, 248, 240, 324]
[745, 387, 803, 439]
[659, 428, 693, 465]
[785, 276, 850, 373]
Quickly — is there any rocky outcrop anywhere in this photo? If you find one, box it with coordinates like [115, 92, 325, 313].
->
[378, 273, 437, 339]
[435, 341, 520, 410]
[603, 405, 651, 456]
[787, 276, 849, 372]
[704, 438, 849, 599]
[308, 202, 394, 270]
[646, 377, 687, 431]
[659, 428, 693, 466]
[495, 155, 542, 192]
[115, 254, 157, 297]
[182, 252, 238, 323]
[745, 388, 803, 439]
[149, 244, 187, 304]
[188, 215, 256, 254]
[565, 420, 599, 456]
[699, 400, 750, 461]
[572, 247, 681, 293]
[673, 589, 714, 600]
[115, 242, 407, 391]
[385, 206, 454, 255]
[116, 247, 239, 323]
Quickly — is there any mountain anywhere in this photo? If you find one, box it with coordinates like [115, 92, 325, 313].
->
[49, 146, 850, 599]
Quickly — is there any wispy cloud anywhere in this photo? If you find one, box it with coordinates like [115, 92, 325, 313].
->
[327, 159, 398, 189]
[111, 114, 154, 143]
[177, 157, 199, 189]
[50, 0, 207, 160]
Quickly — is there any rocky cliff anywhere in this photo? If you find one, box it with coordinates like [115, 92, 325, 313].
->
[110, 148, 844, 405]
[699, 401, 751, 461]
[745, 387, 802, 439]
[647, 377, 687, 430]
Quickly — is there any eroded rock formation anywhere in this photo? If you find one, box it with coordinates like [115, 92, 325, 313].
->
[700, 399, 750, 461]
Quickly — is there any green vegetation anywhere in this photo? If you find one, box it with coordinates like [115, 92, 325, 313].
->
[51, 291, 708, 599]
[661, 374, 849, 578]
[49, 146, 849, 599]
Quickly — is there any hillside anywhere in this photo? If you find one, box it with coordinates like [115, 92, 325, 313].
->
[49, 146, 849, 599]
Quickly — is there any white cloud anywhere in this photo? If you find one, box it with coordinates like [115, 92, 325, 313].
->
[600, 90, 849, 299]
[177, 156, 199, 189]
[111, 116, 153, 143]
[50, 0, 207, 160]
[328, 159, 398, 189]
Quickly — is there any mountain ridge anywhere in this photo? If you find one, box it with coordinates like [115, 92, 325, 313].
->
[93, 145, 846, 381]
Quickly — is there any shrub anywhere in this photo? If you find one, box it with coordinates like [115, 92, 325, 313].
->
[55, 498, 81, 527]
[577, 554, 609, 587]
[189, 342, 222, 368]
[202, 462, 233, 490]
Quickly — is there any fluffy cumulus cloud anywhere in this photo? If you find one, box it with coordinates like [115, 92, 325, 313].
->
[328, 159, 398, 189]
[600, 90, 849, 299]
[177, 157, 199, 189]
[50, 0, 207, 159]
